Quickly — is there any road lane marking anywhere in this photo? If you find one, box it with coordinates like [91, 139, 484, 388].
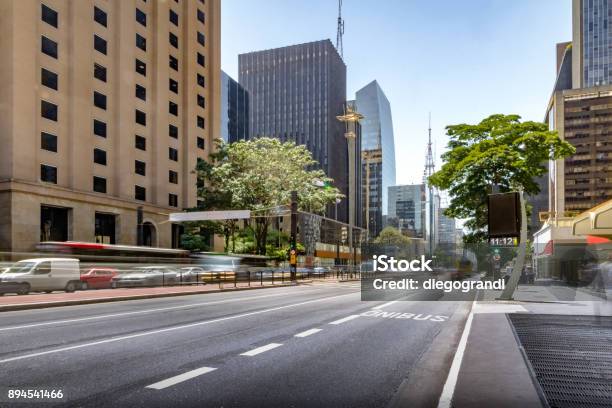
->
[437, 298, 476, 408]
[0, 289, 334, 332]
[240, 343, 283, 356]
[371, 300, 398, 310]
[0, 292, 355, 364]
[146, 367, 217, 390]
[329, 315, 360, 325]
[294, 328, 322, 338]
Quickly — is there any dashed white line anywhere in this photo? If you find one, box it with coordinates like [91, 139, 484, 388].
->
[0, 292, 354, 364]
[329, 315, 360, 325]
[240, 343, 283, 356]
[294, 328, 322, 338]
[371, 300, 398, 310]
[146, 366, 217, 390]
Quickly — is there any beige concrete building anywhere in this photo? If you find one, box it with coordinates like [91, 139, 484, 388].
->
[0, 0, 221, 252]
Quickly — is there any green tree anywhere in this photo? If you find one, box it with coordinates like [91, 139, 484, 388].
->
[429, 114, 575, 242]
[197, 138, 342, 255]
[373, 227, 412, 247]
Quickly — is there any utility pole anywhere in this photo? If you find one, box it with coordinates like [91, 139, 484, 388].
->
[337, 105, 364, 269]
[289, 191, 298, 282]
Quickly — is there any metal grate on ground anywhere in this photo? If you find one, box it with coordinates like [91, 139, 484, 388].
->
[508, 314, 612, 408]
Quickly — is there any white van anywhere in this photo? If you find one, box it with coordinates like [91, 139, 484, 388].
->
[0, 258, 81, 295]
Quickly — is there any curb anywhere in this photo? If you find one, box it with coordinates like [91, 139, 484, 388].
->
[0, 281, 314, 312]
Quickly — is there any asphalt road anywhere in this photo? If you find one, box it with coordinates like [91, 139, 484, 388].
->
[0, 282, 472, 407]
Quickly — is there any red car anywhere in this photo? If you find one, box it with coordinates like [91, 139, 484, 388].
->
[80, 268, 117, 289]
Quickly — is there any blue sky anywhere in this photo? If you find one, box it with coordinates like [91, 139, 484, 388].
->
[221, 0, 572, 188]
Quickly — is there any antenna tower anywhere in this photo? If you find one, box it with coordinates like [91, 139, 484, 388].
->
[336, 0, 345, 58]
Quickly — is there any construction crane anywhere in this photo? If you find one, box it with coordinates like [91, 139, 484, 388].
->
[423, 114, 436, 255]
[336, 0, 345, 59]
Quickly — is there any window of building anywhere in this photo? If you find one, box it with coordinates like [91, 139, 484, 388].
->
[169, 78, 178, 94]
[136, 59, 146, 76]
[41, 132, 57, 152]
[136, 8, 146, 26]
[197, 32, 205, 46]
[94, 6, 107, 27]
[93, 176, 107, 193]
[169, 124, 178, 138]
[94, 91, 107, 110]
[169, 32, 178, 48]
[136, 84, 146, 101]
[41, 68, 58, 90]
[42, 4, 58, 28]
[169, 147, 178, 161]
[94, 148, 107, 165]
[169, 193, 178, 207]
[41, 164, 57, 183]
[94, 35, 107, 55]
[135, 160, 146, 176]
[197, 137, 205, 150]
[169, 55, 178, 71]
[169, 101, 178, 116]
[197, 115, 205, 129]
[197, 73, 205, 87]
[135, 185, 146, 201]
[135, 135, 146, 150]
[169, 170, 178, 184]
[169, 9, 179, 26]
[41, 36, 58, 59]
[197, 52, 205, 67]
[197, 9, 205, 23]
[94, 63, 107, 82]
[136, 33, 146, 51]
[135, 109, 146, 126]
[41, 100, 58, 121]
[94, 119, 107, 138]
[95, 212, 115, 243]
[197, 94, 205, 108]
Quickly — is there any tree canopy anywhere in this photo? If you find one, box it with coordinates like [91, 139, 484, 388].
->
[428, 114, 575, 241]
[192, 137, 342, 254]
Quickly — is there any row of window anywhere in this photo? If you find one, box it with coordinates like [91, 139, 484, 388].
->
[40, 164, 178, 207]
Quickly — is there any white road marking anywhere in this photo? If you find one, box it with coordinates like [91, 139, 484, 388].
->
[294, 328, 322, 338]
[437, 298, 476, 408]
[146, 367, 217, 390]
[0, 292, 355, 364]
[240, 343, 283, 356]
[371, 300, 398, 310]
[329, 315, 360, 325]
[0, 289, 327, 332]
[472, 303, 527, 314]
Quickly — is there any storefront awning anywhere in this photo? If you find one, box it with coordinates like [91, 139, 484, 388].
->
[572, 199, 612, 238]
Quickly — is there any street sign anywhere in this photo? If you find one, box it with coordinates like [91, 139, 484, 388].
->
[487, 192, 520, 238]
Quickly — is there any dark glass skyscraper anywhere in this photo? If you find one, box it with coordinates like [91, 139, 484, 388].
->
[238, 40, 355, 224]
[221, 71, 249, 143]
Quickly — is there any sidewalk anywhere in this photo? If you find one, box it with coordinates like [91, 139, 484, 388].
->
[450, 288, 612, 408]
[0, 280, 319, 312]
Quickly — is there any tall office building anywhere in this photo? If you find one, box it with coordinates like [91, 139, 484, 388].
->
[238, 40, 357, 224]
[437, 207, 456, 245]
[354, 80, 396, 237]
[221, 70, 249, 143]
[0, 0, 221, 252]
[388, 184, 425, 238]
[546, 1, 612, 216]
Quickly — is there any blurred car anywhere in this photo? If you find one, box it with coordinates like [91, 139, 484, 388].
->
[0, 258, 81, 295]
[111, 266, 178, 288]
[80, 268, 117, 290]
[176, 266, 205, 284]
[312, 267, 329, 276]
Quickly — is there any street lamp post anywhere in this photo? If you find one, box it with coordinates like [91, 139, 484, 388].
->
[337, 105, 364, 269]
